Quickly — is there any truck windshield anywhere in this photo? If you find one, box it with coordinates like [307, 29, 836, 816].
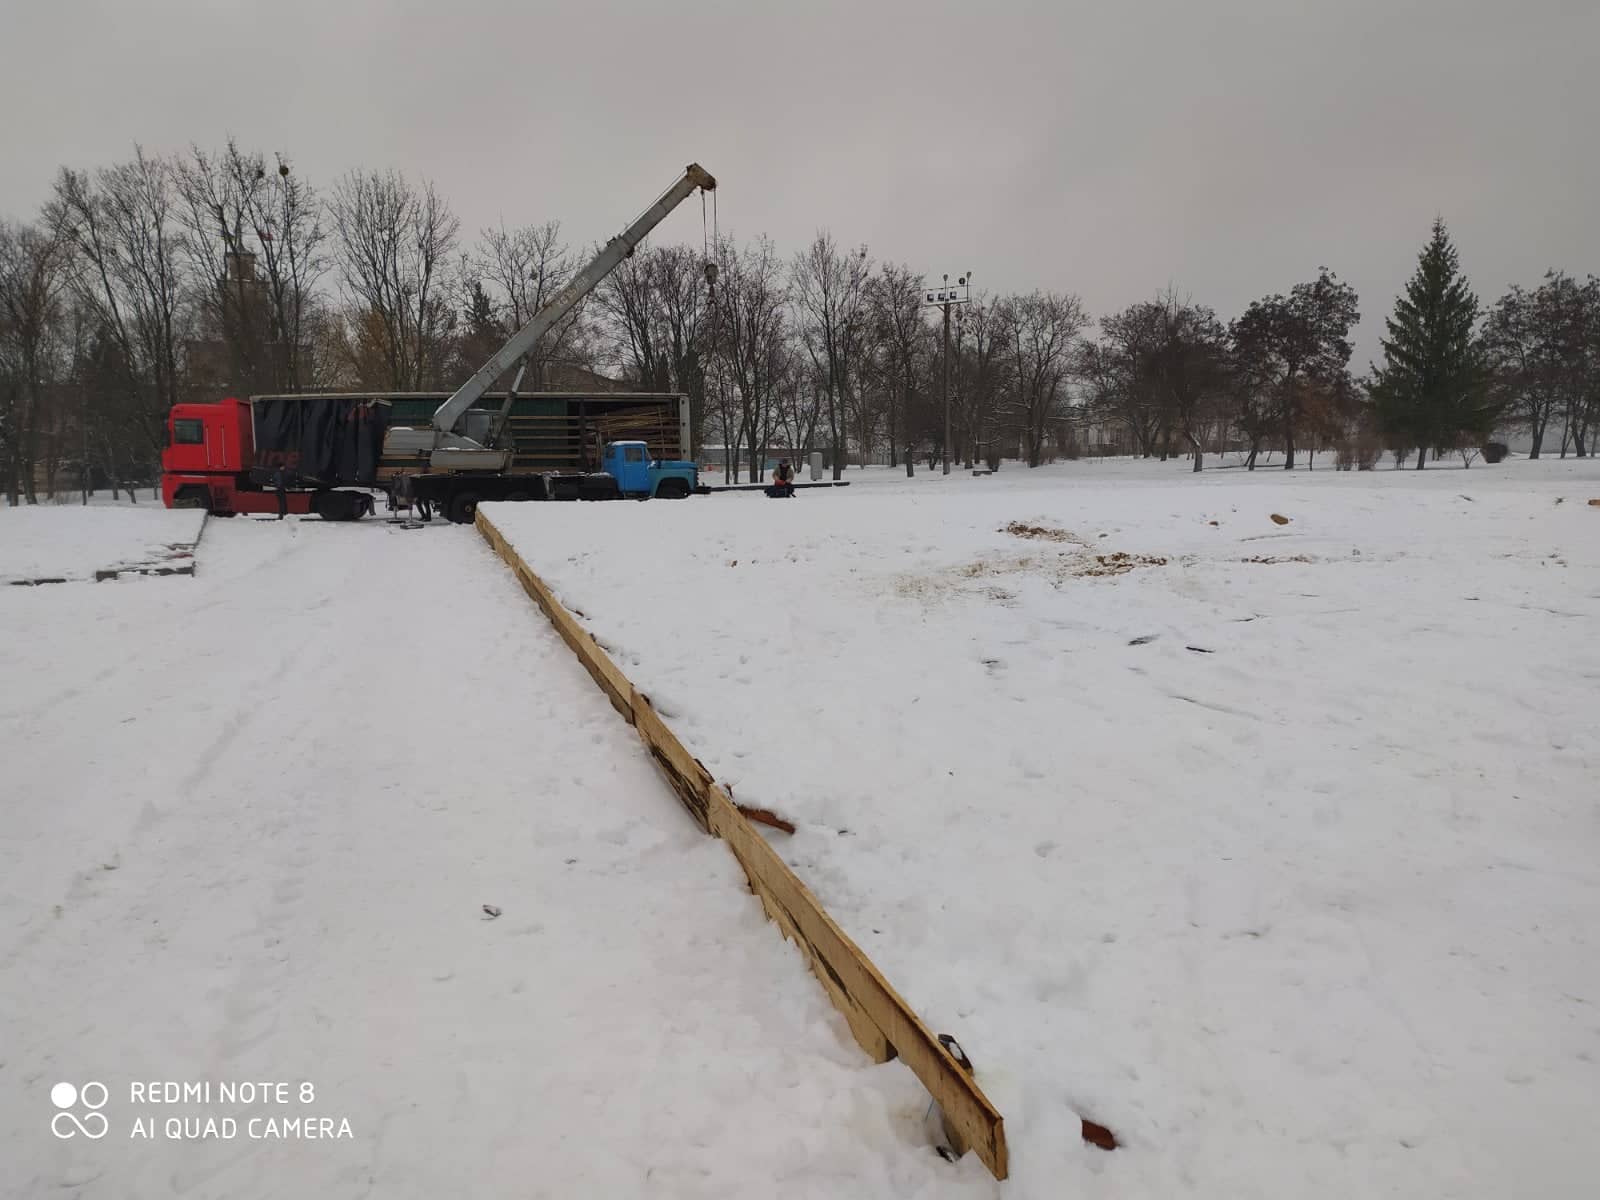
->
[172, 419, 204, 445]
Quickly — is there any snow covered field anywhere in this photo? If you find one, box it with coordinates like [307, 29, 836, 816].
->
[0, 503, 204, 583]
[0, 511, 971, 1198]
[488, 456, 1600, 1198]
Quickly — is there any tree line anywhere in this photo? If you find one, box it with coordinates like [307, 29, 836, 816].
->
[3, 142, 1596, 502]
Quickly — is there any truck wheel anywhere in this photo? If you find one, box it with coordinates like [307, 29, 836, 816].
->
[578, 474, 621, 502]
[656, 478, 691, 499]
[447, 492, 480, 524]
[172, 485, 212, 512]
[313, 491, 365, 521]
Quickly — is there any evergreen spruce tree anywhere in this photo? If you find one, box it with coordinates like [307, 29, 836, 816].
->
[1371, 218, 1497, 467]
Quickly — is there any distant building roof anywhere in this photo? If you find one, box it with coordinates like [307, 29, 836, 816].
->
[542, 362, 629, 392]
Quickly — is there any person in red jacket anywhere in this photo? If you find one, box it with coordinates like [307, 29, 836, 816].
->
[769, 459, 795, 497]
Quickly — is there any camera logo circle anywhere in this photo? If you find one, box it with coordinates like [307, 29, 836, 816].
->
[51, 1081, 109, 1139]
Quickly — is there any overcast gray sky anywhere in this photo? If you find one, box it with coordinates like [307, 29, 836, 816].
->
[2, 0, 1594, 366]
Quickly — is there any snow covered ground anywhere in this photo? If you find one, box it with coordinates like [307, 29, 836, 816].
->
[1, 512, 974, 1198]
[488, 455, 1600, 1198]
[0, 503, 204, 583]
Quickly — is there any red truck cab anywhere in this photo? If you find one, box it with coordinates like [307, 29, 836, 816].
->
[161, 397, 312, 516]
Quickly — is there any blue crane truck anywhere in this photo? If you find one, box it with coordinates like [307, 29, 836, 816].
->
[405, 437, 702, 522]
[595, 441, 701, 499]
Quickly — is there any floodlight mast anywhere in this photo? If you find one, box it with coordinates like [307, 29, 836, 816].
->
[923, 271, 971, 474]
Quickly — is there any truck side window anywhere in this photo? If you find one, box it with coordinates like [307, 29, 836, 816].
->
[625, 446, 645, 463]
[172, 419, 204, 445]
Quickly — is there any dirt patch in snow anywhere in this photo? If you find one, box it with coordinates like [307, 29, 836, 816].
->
[1003, 520, 1086, 544]
[895, 543, 1171, 598]
[1074, 552, 1168, 577]
[959, 555, 1038, 578]
[895, 554, 1039, 600]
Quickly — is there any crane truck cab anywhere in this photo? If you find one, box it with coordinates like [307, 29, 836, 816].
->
[599, 440, 699, 499]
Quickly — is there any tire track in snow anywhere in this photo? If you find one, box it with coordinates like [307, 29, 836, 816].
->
[5, 518, 974, 1199]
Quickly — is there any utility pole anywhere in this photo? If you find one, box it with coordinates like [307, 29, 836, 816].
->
[924, 272, 971, 475]
[942, 302, 951, 475]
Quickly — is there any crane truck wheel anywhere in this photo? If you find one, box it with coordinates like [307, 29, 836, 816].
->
[656, 479, 692, 499]
[447, 493, 480, 524]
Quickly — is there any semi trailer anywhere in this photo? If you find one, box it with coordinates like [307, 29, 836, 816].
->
[162, 163, 717, 522]
[161, 391, 700, 522]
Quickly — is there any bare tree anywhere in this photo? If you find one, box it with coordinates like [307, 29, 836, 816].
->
[51, 148, 190, 475]
[1483, 280, 1562, 458]
[1225, 327, 1280, 468]
[864, 263, 924, 468]
[596, 242, 710, 451]
[174, 141, 329, 396]
[331, 169, 459, 390]
[651, 245, 711, 454]
[996, 290, 1086, 467]
[63, 298, 144, 501]
[792, 232, 871, 479]
[250, 155, 327, 392]
[0, 219, 69, 502]
[474, 219, 588, 387]
[174, 145, 265, 393]
[710, 233, 787, 482]
[846, 340, 884, 467]
[1578, 276, 1600, 457]
[1536, 271, 1600, 458]
[598, 243, 668, 388]
[957, 297, 1008, 469]
[1090, 302, 1165, 458]
[1149, 291, 1230, 471]
[768, 350, 823, 462]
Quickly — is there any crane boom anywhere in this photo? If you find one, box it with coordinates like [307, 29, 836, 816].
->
[431, 163, 716, 440]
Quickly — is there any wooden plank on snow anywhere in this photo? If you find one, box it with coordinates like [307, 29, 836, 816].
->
[477, 512, 635, 721]
[476, 509, 1008, 1180]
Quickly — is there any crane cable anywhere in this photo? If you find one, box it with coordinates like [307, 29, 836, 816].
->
[701, 188, 718, 292]
[700, 182, 720, 470]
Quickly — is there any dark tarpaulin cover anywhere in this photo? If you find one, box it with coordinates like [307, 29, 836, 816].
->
[251, 397, 389, 485]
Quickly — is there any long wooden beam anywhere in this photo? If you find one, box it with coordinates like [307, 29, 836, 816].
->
[477, 509, 1008, 1180]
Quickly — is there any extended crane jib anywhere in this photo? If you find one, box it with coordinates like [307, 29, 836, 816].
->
[429, 164, 716, 443]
